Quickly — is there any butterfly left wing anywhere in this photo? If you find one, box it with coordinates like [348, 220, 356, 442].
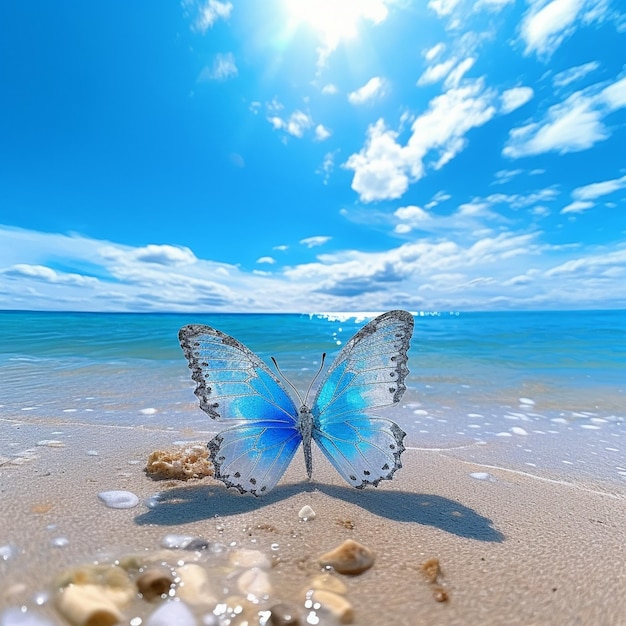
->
[179, 324, 301, 495]
[208, 421, 302, 495]
[311, 310, 413, 489]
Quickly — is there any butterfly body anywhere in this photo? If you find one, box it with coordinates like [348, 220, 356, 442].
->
[179, 310, 414, 496]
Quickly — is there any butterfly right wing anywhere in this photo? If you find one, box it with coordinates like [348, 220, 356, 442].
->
[179, 324, 301, 495]
[311, 310, 413, 489]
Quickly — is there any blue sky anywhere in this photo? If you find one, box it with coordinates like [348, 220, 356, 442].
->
[0, 0, 625, 312]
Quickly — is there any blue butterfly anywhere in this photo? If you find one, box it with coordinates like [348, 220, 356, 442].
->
[179, 310, 414, 496]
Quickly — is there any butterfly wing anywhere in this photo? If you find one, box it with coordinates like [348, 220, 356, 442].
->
[179, 324, 301, 495]
[311, 310, 413, 489]
[208, 421, 302, 495]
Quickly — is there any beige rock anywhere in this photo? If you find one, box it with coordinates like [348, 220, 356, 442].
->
[237, 567, 272, 603]
[307, 590, 354, 624]
[175, 563, 218, 606]
[318, 540, 375, 575]
[307, 573, 348, 595]
[56, 584, 124, 626]
[298, 505, 316, 521]
[229, 548, 271, 570]
[145, 445, 213, 480]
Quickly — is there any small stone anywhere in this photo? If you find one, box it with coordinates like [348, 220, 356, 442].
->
[175, 563, 218, 606]
[160, 534, 195, 549]
[145, 600, 197, 626]
[229, 549, 271, 570]
[268, 602, 301, 626]
[318, 540, 375, 575]
[55, 584, 125, 626]
[237, 567, 272, 603]
[136, 568, 173, 601]
[307, 573, 348, 595]
[421, 558, 441, 584]
[298, 505, 316, 521]
[306, 590, 354, 624]
[182, 538, 210, 551]
[97, 491, 139, 509]
[432, 586, 449, 602]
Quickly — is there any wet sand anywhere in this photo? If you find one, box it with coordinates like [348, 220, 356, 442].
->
[1, 419, 626, 625]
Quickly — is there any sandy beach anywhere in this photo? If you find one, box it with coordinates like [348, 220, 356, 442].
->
[2, 417, 625, 626]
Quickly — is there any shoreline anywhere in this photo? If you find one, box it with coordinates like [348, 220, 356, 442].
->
[2, 421, 626, 625]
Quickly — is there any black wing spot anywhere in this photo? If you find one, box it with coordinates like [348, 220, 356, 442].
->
[389, 387, 396, 393]
[363, 470, 371, 476]
[349, 474, 357, 481]
[261, 486, 267, 492]
[234, 472, 241, 478]
[382, 463, 390, 470]
[389, 444, 396, 450]
[250, 477, 257, 485]
[201, 361, 208, 367]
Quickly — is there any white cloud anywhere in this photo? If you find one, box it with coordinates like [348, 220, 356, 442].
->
[191, 0, 233, 33]
[503, 75, 626, 158]
[493, 169, 524, 184]
[273, 245, 289, 251]
[348, 77, 386, 104]
[269, 109, 313, 138]
[346, 79, 497, 202]
[560, 174, 626, 213]
[102, 244, 197, 266]
[500, 86, 534, 113]
[198, 52, 237, 81]
[1, 264, 98, 286]
[552, 61, 600, 88]
[393, 206, 431, 233]
[475, 0, 515, 11]
[424, 42, 446, 61]
[321, 84, 338, 95]
[417, 59, 456, 86]
[1, 225, 625, 312]
[520, 0, 609, 58]
[314, 124, 332, 141]
[316, 150, 337, 184]
[444, 58, 476, 89]
[572, 174, 626, 200]
[256, 256, 276, 264]
[428, 0, 462, 17]
[560, 200, 594, 214]
[300, 236, 332, 248]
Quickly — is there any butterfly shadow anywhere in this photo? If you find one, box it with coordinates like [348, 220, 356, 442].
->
[134, 481, 503, 543]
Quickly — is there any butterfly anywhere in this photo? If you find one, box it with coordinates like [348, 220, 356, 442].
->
[178, 310, 414, 496]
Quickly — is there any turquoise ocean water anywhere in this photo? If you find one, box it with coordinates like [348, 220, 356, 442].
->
[1, 310, 625, 484]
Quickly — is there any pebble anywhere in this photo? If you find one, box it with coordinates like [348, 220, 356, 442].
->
[55, 584, 125, 626]
[135, 568, 173, 601]
[307, 573, 348, 595]
[229, 549, 271, 570]
[318, 540, 375, 575]
[145, 601, 197, 626]
[97, 490, 140, 509]
[298, 505, 316, 521]
[175, 563, 218, 607]
[237, 567, 272, 603]
[305, 590, 354, 624]
[469, 472, 496, 482]
[267, 603, 301, 625]
[161, 534, 195, 549]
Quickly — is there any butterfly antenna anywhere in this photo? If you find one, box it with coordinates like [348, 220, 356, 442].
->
[304, 352, 326, 406]
[271, 356, 304, 406]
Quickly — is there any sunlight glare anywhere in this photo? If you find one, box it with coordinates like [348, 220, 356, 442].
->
[284, 0, 389, 49]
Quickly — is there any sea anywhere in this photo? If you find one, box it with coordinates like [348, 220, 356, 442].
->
[1, 309, 625, 487]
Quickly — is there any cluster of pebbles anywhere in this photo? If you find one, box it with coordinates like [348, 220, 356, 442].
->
[1, 516, 377, 626]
